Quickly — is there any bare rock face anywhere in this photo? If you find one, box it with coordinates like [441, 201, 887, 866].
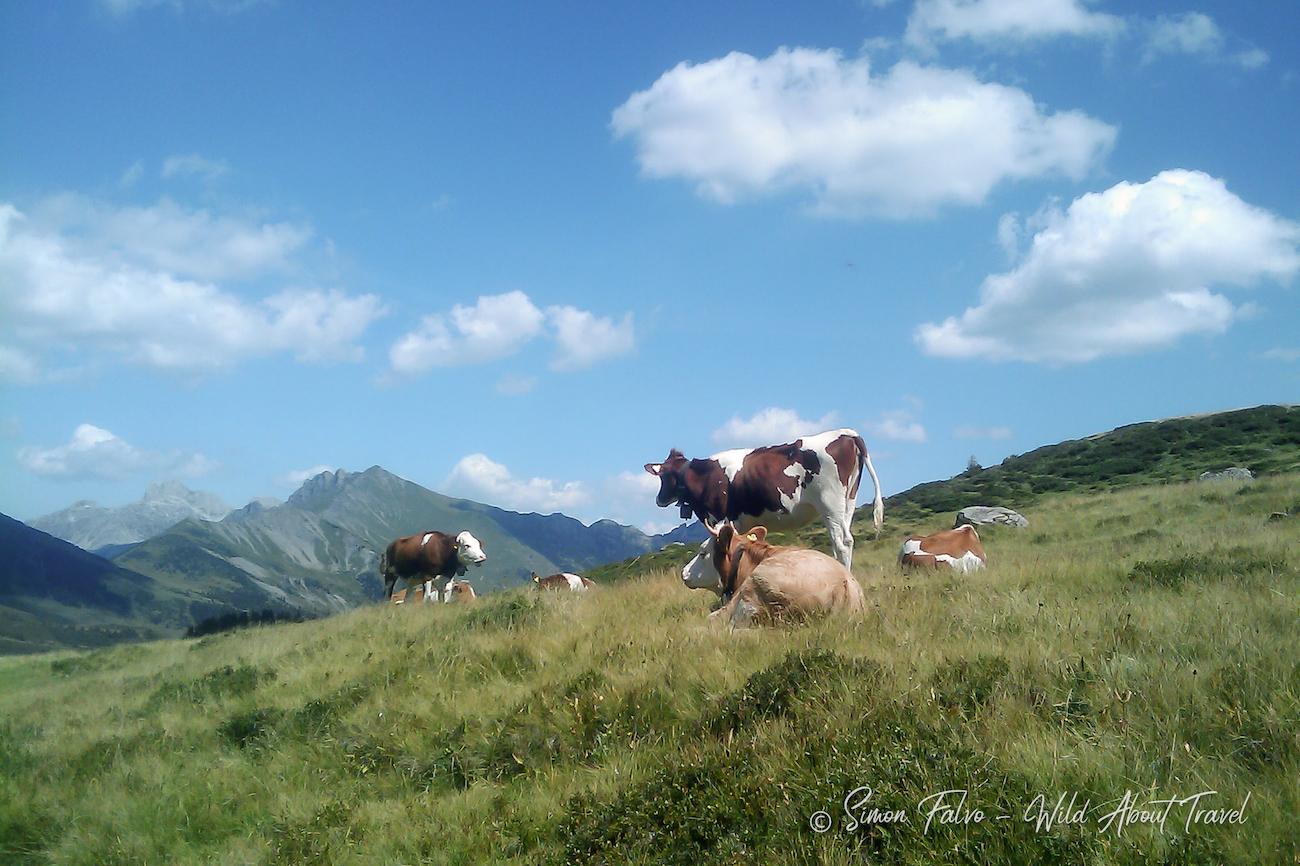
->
[28, 482, 232, 550]
[954, 506, 1028, 529]
[1198, 467, 1254, 483]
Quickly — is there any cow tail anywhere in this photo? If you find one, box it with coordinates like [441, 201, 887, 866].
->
[378, 550, 392, 597]
[855, 434, 884, 538]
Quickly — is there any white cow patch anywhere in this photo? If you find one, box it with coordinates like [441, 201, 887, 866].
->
[421, 533, 433, 547]
[561, 572, 585, 591]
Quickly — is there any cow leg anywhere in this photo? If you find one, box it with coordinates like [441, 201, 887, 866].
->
[825, 515, 853, 568]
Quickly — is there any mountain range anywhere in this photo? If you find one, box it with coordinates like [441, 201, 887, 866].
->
[28, 480, 235, 551]
[4, 466, 702, 654]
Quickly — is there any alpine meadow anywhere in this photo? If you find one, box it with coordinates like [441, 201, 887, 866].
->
[3, 407, 1299, 864]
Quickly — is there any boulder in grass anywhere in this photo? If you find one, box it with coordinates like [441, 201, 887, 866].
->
[1198, 467, 1254, 483]
[954, 506, 1028, 529]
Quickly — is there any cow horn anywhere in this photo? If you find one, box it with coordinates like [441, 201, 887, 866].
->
[702, 517, 721, 538]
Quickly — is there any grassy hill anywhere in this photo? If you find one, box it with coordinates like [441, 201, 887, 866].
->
[882, 404, 1299, 520]
[2, 471, 1296, 864]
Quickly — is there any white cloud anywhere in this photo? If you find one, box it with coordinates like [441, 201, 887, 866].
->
[547, 306, 635, 371]
[954, 424, 1013, 440]
[916, 170, 1300, 363]
[612, 48, 1115, 218]
[0, 345, 40, 385]
[389, 291, 544, 373]
[162, 153, 230, 182]
[905, 0, 1123, 50]
[389, 292, 635, 376]
[1262, 347, 1300, 363]
[0, 200, 384, 375]
[277, 464, 337, 489]
[1143, 13, 1268, 69]
[866, 409, 928, 443]
[712, 407, 841, 447]
[444, 453, 589, 513]
[19, 424, 217, 480]
[30, 193, 310, 282]
[119, 161, 145, 189]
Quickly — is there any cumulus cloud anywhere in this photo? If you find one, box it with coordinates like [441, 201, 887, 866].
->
[547, 306, 635, 371]
[865, 409, 928, 443]
[954, 424, 1014, 440]
[0, 198, 384, 378]
[916, 170, 1300, 363]
[389, 291, 545, 373]
[444, 453, 589, 513]
[1262, 347, 1300, 363]
[712, 407, 841, 447]
[495, 373, 538, 396]
[905, 0, 1124, 50]
[612, 48, 1115, 218]
[19, 424, 217, 480]
[277, 464, 337, 489]
[389, 292, 635, 376]
[1143, 12, 1268, 69]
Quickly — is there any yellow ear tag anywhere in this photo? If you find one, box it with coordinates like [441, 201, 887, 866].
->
[746, 533, 758, 541]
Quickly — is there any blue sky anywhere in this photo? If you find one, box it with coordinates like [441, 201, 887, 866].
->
[2, 0, 1297, 531]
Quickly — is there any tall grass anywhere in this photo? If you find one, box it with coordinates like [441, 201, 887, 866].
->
[1, 475, 1297, 864]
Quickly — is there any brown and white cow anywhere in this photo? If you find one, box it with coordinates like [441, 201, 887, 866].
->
[380, 530, 486, 601]
[645, 428, 882, 570]
[531, 571, 594, 592]
[444, 578, 477, 603]
[702, 523, 863, 629]
[898, 525, 987, 573]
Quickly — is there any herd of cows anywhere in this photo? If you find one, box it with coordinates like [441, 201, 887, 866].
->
[379, 428, 989, 626]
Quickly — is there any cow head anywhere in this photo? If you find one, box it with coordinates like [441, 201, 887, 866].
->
[644, 449, 692, 515]
[454, 531, 487, 569]
[681, 522, 769, 596]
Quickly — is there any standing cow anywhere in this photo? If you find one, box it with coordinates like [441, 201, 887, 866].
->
[645, 428, 882, 569]
[380, 530, 486, 601]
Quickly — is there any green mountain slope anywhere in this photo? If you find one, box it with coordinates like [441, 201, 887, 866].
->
[882, 403, 1299, 519]
[0, 514, 190, 654]
[2, 471, 1296, 864]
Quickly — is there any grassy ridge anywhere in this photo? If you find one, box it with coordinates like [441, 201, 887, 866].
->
[881, 404, 1299, 519]
[1, 474, 1298, 864]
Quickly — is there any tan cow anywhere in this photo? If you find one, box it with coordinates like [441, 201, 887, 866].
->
[898, 525, 987, 573]
[531, 571, 594, 592]
[444, 578, 477, 603]
[702, 523, 863, 629]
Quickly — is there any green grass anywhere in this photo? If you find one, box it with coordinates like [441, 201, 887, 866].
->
[1, 474, 1297, 864]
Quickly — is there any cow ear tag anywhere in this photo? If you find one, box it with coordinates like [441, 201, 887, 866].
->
[746, 533, 758, 542]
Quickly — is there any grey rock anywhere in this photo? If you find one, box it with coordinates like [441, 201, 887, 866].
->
[954, 506, 1029, 529]
[1198, 467, 1254, 483]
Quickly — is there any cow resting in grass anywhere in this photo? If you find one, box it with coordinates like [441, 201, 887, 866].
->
[444, 578, 477, 603]
[645, 428, 882, 569]
[380, 530, 486, 601]
[686, 522, 864, 629]
[531, 571, 594, 592]
[898, 525, 987, 573]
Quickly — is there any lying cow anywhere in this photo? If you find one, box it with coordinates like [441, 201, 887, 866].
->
[898, 525, 987, 573]
[380, 530, 487, 601]
[645, 428, 882, 568]
[688, 522, 863, 629]
[444, 578, 477, 603]
[531, 571, 594, 592]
